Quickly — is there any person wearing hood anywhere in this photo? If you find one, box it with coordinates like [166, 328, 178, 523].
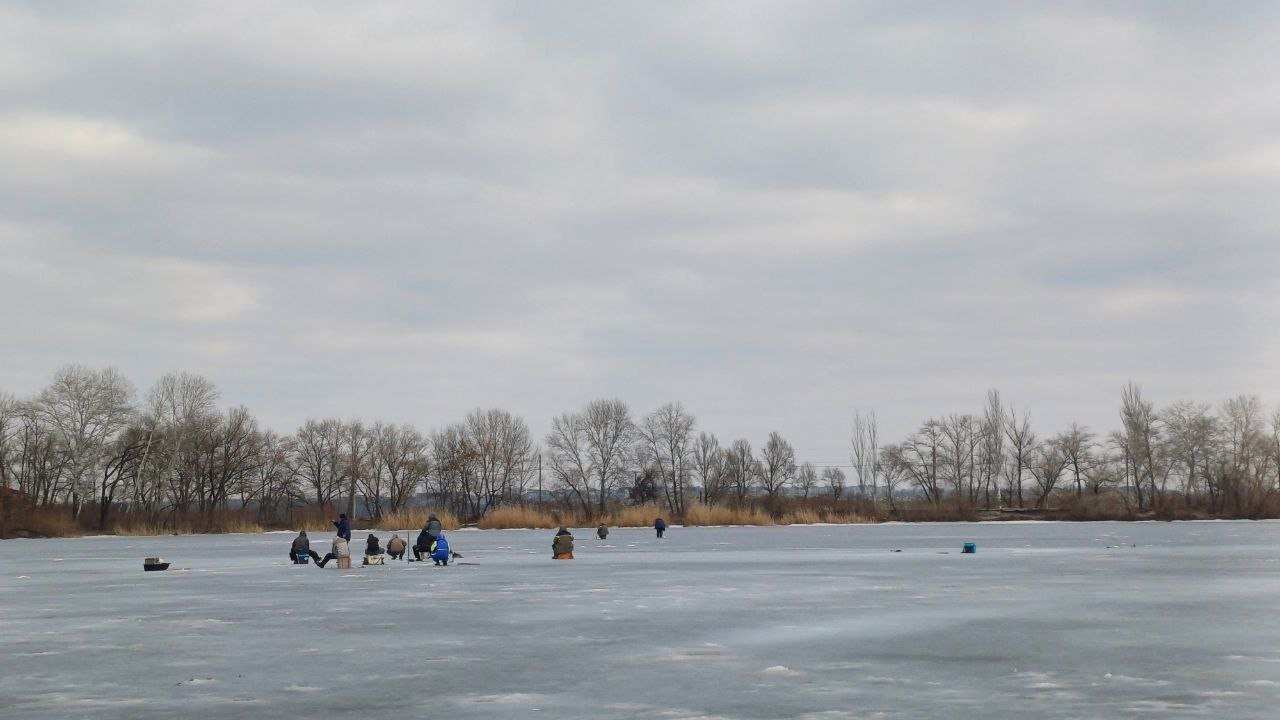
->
[386, 533, 407, 560]
[415, 513, 443, 560]
[364, 533, 382, 557]
[552, 526, 574, 560]
[654, 517, 667, 539]
[332, 513, 352, 542]
[596, 523, 609, 541]
[430, 534, 451, 566]
[316, 534, 351, 568]
[289, 530, 321, 564]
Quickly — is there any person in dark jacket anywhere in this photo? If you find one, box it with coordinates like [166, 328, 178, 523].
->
[332, 513, 352, 542]
[654, 517, 666, 539]
[289, 530, 321, 564]
[596, 523, 609, 541]
[553, 526, 574, 559]
[414, 513, 443, 559]
[364, 533, 382, 557]
[386, 534, 407, 560]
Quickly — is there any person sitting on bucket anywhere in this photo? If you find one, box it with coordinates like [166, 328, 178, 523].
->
[316, 533, 350, 568]
[415, 513, 442, 559]
[596, 523, 608, 540]
[386, 533, 406, 560]
[430, 534, 451, 566]
[364, 533, 382, 557]
[553, 526, 574, 559]
[289, 530, 321, 564]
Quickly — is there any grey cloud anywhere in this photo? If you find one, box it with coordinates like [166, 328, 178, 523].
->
[2, 2, 1278, 457]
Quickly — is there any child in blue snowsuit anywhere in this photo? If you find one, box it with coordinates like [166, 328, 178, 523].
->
[430, 534, 451, 566]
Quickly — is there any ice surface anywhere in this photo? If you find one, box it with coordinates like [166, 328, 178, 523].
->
[3, 521, 1280, 719]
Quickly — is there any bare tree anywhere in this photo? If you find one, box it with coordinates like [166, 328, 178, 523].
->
[1161, 402, 1213, 499]
[795, 461, 818, 499]
[34, 365, 135, 518]
[1118, 383, 1161, 511]
[978, 390, 1005, 509]
[939, 413, 980, 505]
[877, 446, 905, 515]
[1003, 405, 1036, 508]
[463, 408, 535, 516]
[758, 431, 796, 504]
[892, 421, 944, 505]
[291, 418, 343, 506]
[1029, 440, 1067, 508]
[691, 432, 725, 505]
[428, 423, 472, 518]
[366, 423, 428, 516]
[144, 372, 218, 518]
[580, 399, 635, 515]
[723, 439, 757, 507]
[821, 466, 845, 500]
[545, 412, 594, 517]
[1217, 395, 1268, 514]
[95, 424, 148, 530]
[850, 409, 879, 499]
[637, 402, 696, 515]
[1054, 423, 1096, 498]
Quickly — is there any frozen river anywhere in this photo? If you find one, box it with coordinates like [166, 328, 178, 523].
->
[3, 521, 1280, 719]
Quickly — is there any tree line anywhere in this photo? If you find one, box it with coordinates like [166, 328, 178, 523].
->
[3, 365, 1279, 536]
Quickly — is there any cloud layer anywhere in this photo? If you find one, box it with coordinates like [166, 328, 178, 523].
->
[2, 2, 1278, 459]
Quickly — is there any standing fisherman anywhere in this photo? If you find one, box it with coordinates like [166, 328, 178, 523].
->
[332, 513, 352, 542]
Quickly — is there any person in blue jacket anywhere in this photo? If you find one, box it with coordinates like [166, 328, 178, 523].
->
[654, 517, 667, 539]
[332, 513, 351, 542]
[430, 534, 451, 566]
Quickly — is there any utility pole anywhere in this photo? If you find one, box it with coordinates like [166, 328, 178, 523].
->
[537, 452, 542, 507]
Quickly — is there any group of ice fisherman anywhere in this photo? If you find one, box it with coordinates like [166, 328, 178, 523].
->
[287, 512, 451, 569]
[551, 516, 667, 559]
[288, 512, 671, 566]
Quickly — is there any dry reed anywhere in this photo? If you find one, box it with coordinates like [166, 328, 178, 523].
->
[476, 505, 560, 529]
[681, 504, 775, 526]
[605, 504, 662, 527]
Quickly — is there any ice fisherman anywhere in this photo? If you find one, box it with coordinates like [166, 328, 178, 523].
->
[415, 513, 443, 559]
[553, 526, 575, 559]
[430, 534, 451, 566]
[364, 533, 382, 557]
[654, 517, 667, 539]
[289, 530, 321, 564]
[332, 513, 352, 542]
[386, 534, 407, 560]
[316, 533, 351, 568]
[596, 523, 609, 541]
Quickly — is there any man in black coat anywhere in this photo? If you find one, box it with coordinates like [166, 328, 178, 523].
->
[414, 513, 443, 559]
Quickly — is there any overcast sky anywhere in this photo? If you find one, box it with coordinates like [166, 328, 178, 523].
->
[2, 1, 1277, 463]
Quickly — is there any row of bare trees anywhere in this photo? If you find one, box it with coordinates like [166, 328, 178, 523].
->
[5, 367, 1280, 534]
[878, 386, 1280, 517]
